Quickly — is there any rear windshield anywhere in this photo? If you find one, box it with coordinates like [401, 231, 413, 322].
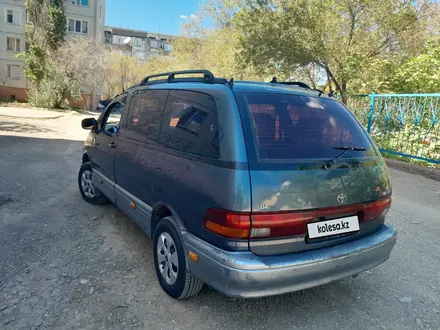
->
[244, 93, 376, 160]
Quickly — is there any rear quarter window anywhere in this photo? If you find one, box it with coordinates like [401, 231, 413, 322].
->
[244, 93, 376, 160]
[158, 90, 220, 158]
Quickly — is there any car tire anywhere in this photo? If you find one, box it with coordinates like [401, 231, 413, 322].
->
[153, 216, 203, 299]
[78, 162, 109, 205]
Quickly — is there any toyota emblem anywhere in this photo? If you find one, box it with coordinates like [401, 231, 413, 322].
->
[337, 193, 347, 204]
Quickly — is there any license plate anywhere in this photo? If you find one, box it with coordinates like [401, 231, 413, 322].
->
[307, 216, 360, 239]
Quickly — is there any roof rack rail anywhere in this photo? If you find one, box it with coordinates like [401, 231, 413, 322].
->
[269, 76, 331, 97]
[269, 77, 311, 89]
[140, 70, 227, 85]
[279, 81, 312, 89]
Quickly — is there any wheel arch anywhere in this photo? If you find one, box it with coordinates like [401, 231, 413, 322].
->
[151, 202, 187, 237]
[82, 152, 90, 164]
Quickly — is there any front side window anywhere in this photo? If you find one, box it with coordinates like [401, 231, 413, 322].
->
[244, 93, 375, 160]
[101, 94, 127, 135]
[159, 90, 220, 158]
[125, 90, 169, 142]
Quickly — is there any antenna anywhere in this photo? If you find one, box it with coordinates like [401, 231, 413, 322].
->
[123, 37, 131, 44]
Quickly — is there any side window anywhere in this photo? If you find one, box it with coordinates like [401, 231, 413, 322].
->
[125, 89, 169, 143]
[159, 90, 220, 158]
[101, 93, 127, 134]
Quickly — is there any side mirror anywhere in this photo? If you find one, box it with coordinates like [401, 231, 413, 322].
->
[81, 117, 98, 130]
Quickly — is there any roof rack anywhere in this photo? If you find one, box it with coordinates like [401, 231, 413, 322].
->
[269, 76, 330, 97]
[269, 77, 311, 89]
[139, 70, 228, 85]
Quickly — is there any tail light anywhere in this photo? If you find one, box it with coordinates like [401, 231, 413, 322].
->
[203, 209, 250, 239]
[203, 197, 391, 240]
[361, 197, 392, 222]
[251, 211, 317, 238]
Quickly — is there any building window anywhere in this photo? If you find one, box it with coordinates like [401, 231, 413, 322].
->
[82, 21, 88, 34]
[6, 37, 20, 52]
[6, 64, 20, 79]
[6, 9, 21, 25]
[71, 0, 89, 7]
[68, 19, 88, 34]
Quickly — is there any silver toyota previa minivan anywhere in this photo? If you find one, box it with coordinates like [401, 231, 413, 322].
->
[78, 70, 397, 299]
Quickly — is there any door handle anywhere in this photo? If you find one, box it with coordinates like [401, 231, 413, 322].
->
[109, 142, 116, 148]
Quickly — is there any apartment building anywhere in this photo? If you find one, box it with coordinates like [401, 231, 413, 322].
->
[0, 0, 105, 101]
[104, 26, 175, 61]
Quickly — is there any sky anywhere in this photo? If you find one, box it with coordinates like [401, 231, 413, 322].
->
[105, 0, 202, 36]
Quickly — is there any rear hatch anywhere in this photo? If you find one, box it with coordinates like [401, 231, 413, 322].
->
[239, 92, 392, 255]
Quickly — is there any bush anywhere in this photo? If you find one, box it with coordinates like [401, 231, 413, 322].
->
[28, 62, 80, 109]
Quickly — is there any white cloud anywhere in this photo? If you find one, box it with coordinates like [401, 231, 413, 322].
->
[190, 14, 198, 19]
[180, 15, 188, 19]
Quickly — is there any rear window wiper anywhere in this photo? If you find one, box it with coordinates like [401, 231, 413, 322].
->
[324, 146, 367, 169]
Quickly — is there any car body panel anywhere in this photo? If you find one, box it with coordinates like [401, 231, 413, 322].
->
[230, 90, 393, 255]
[182, 224, 397, 298]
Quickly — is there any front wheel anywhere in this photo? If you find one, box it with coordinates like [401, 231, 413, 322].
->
[78, 162, 108, 205]
[153, 217, 203, 299]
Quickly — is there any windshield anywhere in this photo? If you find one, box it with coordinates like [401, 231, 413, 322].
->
[244, 93, 377, 160]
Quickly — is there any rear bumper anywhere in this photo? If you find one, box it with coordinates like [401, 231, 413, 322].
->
[182, 225, 397, 298]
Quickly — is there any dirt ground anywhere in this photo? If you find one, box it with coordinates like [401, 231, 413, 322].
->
[0, 108, 439, 330]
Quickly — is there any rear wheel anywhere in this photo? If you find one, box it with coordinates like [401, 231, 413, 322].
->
[78, 162, 108, 205]
[153, 216, 203, 299]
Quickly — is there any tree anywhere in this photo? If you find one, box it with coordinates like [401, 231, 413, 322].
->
[22, 0, 66, 87]
[236, 0, 439, 102]
[388, 40, 440, 93]
[102, 51, 144, 98]
[56, 38, 107, 95]
[46, 0, 67, 51]
[168, 0, 265, 81]
[27, 60, 79, 109]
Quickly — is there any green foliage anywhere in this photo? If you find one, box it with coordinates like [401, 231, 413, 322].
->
[389, 41, 440, 93]
[235, 0, 438, 99]
[23, 0, 67, 107]
[46, 3, 66, 51]
[28, 59, 81, 109]
[19, 27, 46, 84]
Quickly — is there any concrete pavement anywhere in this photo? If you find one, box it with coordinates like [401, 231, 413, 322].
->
[0, 112, 439, 330]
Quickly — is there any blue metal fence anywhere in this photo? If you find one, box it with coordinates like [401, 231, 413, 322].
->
[346, 93, 440, 164]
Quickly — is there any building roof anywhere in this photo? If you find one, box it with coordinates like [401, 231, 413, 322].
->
[104, 26, 176, 40]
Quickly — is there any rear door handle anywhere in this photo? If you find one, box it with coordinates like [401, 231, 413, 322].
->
[109, 142, 116, 148]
